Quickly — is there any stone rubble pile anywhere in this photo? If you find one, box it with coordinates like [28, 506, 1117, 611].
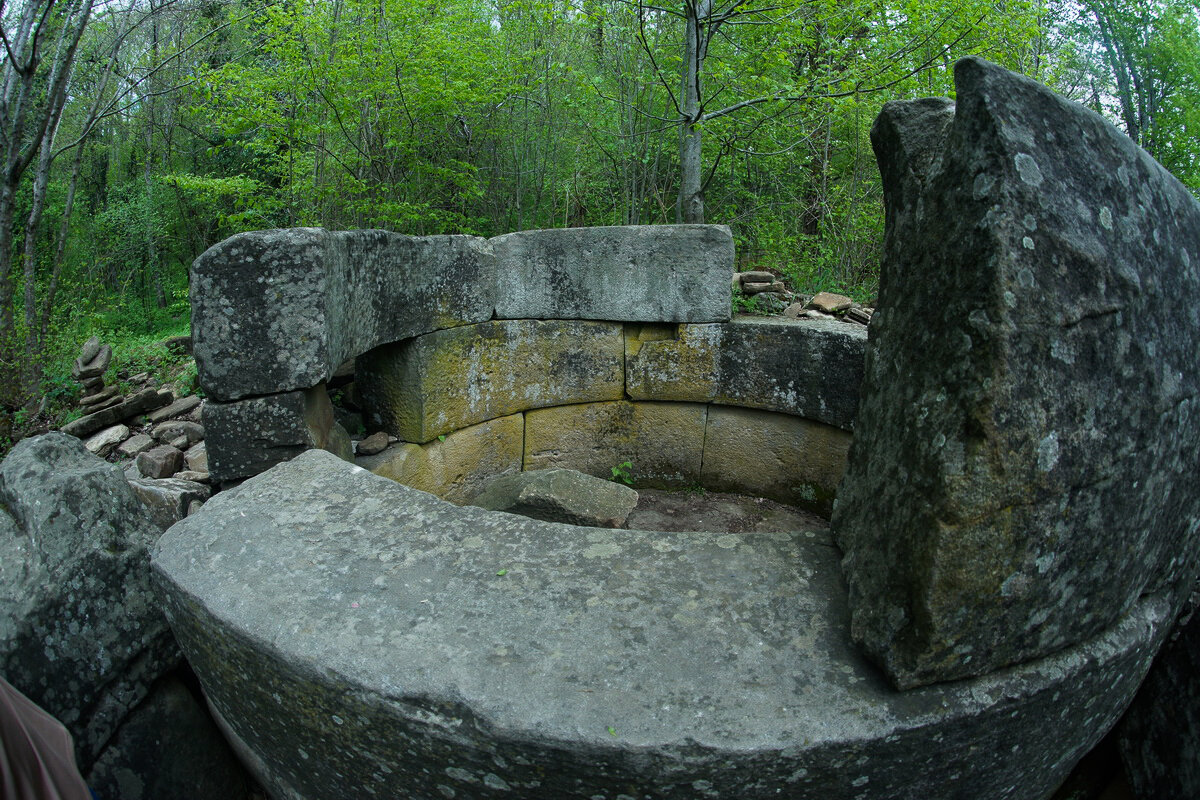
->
[60, 337, 213, 529]
[732, 273, 875, 327]
[785, 290, 875, 326]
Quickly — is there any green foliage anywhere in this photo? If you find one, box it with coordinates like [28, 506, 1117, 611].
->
[610, 460, 634, 486]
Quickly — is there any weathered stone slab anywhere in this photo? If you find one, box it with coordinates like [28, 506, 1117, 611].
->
[831, 57, 1200, 688]
[204, 386, 353, 484]
[151, 450, 1173, 799]
[1117, 598, 1200, 798]
[128, 477, 212, 531]
[137, 444, 184, 479]
[524, 401, 706, 488]
[470, 468, 638, 527]
[625, 317, 866, 430]
[357, 320, 625, 443]
[146, 395, 201, 424]
[191, 228, 495, 402]
[61, 388, 173, 439]
[118, 433, 155, 458]
[84, 423, 129, 457]
[700, 406, 851, 516]
[0, 434, 179, 772]
[491, 225, 733, 322]
[357, 414, 523, 504]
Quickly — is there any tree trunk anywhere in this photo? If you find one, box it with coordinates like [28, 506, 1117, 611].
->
[676, 1, 707, 224]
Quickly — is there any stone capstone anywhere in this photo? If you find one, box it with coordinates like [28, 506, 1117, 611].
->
[357, 319, 625, 442]
[470, 468, 639, 528]
[73, 343, 112, 381]
[191, 228, 496, 402]
[831, 56, 1200, 688]
[151, 450, 1173, 800]
[625, 317, 866, 431]
[0, 433, 179, 771]
[491, 225, 733, 322]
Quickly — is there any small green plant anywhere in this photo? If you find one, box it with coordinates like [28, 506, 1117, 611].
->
[610, 460, 634, 486]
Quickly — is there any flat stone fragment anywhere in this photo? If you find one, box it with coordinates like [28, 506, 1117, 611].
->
[831, 57, 1200, 688]
[203, 386, 353, 484]
[357, 319, 624, 443]
[1, 434, 178, 772]
[491, 225, 733, 323]
[807, 291, 853, 313]
[84, 424, 129, 457]
[184, 441, 208, 473]
[524, 401, 706, 488]
[61, 389, 173, 439]
[151, 450, 1174, 800]
[625, 317, 866, 430]
[152, 420, 204, 445]
[80, 385, 120, 406]
[147, 395, 202, 424]
[128, 476, 212, 531]
[470, 468, 639, 527]
[191, 229, 495, 402]
[137, 445, 184, 479]
[354, 431, 388, 456]
[118, 433, 156, 458]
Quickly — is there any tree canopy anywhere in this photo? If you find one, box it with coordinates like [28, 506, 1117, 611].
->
[1, 0, 1198, 443]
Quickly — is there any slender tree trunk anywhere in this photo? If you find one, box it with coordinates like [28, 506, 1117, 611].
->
[676, 1, 707, 224]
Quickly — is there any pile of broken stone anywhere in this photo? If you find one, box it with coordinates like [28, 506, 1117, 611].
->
[60, 335, 212, 529]
[732, 271, 874, 325]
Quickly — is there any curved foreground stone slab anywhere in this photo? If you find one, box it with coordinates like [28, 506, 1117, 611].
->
[153, 451, 1171, 800]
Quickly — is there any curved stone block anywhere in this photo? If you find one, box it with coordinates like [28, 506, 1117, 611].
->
[152, 450, 1173, 800]
[524, 400, 707, 488]
[700, 405, 850, 515]
[832, 57, 1200, 687]
[355, 413, 524, 504]
[625, 316, 865, 430]
[491, 225, 733, 322]
[357, 320, 625, 443]
[192, 229, 495, 402]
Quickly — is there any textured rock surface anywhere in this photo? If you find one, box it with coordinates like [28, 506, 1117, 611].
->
[831, 57, 1200, 688]
[700, 406, 851, 515]
[0, 433, 179, 771]
[191, 228, 494, 401]
[491, 225, 733, 322]
[1117, 599, 1200, 799]
[204, 386, 352, 484]
[85, 674, 252, 800]
[357, 320, 625, 442]
[60, 388, 173, 439]
[357, 414, 524, 504]
[137, 444, 184, 479]
[128, 477, 212, 531]
[470, 467, 639, 527]
[625, 317, 866, 430]
[524, 400, 707, 488]
[152, 450, 1172, 800]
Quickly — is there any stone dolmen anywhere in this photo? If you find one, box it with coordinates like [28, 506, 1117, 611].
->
[153, 57, 1199, 798]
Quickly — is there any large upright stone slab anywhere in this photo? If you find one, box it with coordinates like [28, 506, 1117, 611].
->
[191, 229, 494, 402]
[152, 450, 1173, 800]
[357, 319, 625, 442]
[832, 57, 1200, 688]
[491, 225, 733, 322]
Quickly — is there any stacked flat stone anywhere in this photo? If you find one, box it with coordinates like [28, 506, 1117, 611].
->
[732, 269, 791, 312]
[73, 336, 119, 412]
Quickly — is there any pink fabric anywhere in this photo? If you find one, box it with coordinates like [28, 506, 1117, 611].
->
[0, 675, 92, 800]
